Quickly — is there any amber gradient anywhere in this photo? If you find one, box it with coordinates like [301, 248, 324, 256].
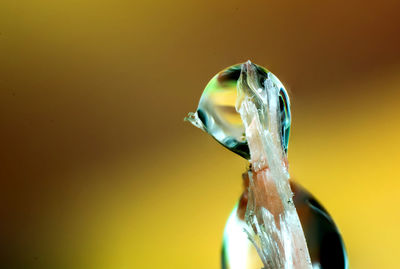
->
[1, 1, 400, 268]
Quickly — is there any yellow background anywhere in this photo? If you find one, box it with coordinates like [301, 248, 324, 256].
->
[1, 0, 400, 268]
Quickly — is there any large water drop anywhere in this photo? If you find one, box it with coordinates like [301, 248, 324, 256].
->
[221, 179, 348, 269]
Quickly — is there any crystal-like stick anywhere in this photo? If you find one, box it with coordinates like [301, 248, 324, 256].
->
[236, 61, 312, 269]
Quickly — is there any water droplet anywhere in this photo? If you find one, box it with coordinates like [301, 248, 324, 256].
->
[222, 181, 348, 269]
[187, 63, 291, 159]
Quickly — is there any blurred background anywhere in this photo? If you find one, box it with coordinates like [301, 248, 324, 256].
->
[1, 0, 400, 268]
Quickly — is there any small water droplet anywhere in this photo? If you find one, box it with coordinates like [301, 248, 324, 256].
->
[187, 62, 291, 159]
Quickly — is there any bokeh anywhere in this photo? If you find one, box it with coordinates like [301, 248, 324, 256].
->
[1, 0, 400, 268]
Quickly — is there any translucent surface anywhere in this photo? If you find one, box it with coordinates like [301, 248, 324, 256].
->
[186, 63, 291, 159]
[222, 181, 348, 269]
